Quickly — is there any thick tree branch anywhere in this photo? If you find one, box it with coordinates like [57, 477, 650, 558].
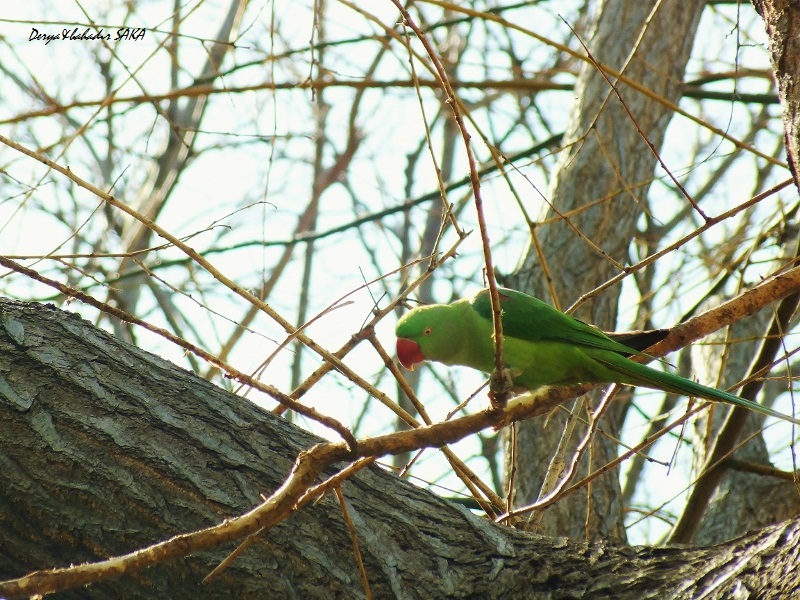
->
[1, 268, 800, 596]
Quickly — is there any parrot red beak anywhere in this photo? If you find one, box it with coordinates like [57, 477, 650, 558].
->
[396, 338, 425, 370]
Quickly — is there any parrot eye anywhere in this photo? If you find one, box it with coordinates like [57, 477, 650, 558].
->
[423, 327, 432, 336]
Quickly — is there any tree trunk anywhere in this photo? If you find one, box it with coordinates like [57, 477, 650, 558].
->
[752, 0, 800, 190]
[506, 0, 706, 541]
[1, 301, 799, 598]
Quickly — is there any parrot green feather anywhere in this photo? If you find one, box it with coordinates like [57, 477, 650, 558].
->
[395, 287, 800, 426]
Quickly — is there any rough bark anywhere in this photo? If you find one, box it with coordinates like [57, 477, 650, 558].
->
[752, 0, 800, 191]
[507, 0, 706, 541]
[1, 302, 800, 598]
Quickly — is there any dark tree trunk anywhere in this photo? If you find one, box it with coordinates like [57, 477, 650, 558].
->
[1, 299, 799, 598]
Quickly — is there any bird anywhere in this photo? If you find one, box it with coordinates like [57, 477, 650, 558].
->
[395, 287, 800, 425]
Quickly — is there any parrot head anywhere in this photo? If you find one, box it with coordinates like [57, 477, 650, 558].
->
[395, 304, 462, 370]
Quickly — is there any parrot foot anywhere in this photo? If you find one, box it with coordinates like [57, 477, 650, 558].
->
[489, 368, 515, 408]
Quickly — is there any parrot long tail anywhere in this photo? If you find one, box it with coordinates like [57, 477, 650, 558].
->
[597, 354, 800, 426]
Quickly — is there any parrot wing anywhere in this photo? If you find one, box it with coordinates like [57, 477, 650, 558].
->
[470, 288, 647, 357]
[467, 288, 800, 425]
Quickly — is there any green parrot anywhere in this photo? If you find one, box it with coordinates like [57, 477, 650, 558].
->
[395, 287, 800, 425]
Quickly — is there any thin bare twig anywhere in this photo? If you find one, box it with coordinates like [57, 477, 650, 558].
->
[390, 1, 510, 405]
[335, 486, 373, 600]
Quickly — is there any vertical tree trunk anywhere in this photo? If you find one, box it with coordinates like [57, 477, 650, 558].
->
[752, 0, 800, 189]
[507, 0, 706, 541]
